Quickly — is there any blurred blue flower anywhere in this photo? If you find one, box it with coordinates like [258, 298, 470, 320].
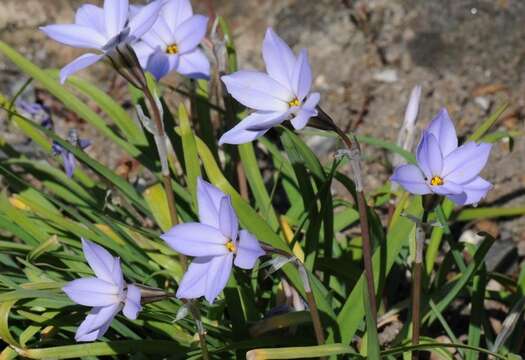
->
[52, 130, 91, 178]
[17, 101, 53, 129]
[391, 109, 493, 205]
[133, 0, 210, 80]
[40, 0, 163, 83]
[161, 177, 265, 303]
[63, 239, 142, 342]
[219, 28, 320, 145]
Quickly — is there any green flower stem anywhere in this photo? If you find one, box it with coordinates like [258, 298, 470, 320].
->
[411, 208, 429, 360]
[187, 301, 210, 360]
[261, 245, 326, 349]
[315, 107, 378, 325]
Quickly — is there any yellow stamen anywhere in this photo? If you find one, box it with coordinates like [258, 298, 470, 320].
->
[430, 176, 444, 186]
[225, 241, 236, 253]
[166, 44, 178, 54]
[288, 98, 300, 107]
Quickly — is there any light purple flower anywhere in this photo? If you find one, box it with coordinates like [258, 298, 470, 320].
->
[391, 108, 493, 205]
[63, 239, 142, 342]
[219, 27, 321, 145]
[40, 0, 163, 83]
[52, 130, 91, 178]
[161, 177, 265, 303]
[18, 101, 53, 129]
[133, 0, 210, 80]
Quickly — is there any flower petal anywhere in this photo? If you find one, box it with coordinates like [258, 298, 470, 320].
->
[291, 49, 312, 101]
[219, 196, 238, 240]
[111, 257, 124, 292]
[132, 41, 154, 68]
[447, 176, 492, 205]
[81, 238, 117, 283]
[59, 53, 103, 84]
[173, 15, 208, 53]
[238, 111, 290, 132]
[430, 181, 464, 195]
[290, 92, 320, 130]
[122, 284, 142, 320]
[218, 111, 287, 145]
[149, 17, 175, 45]
[197, 177, 226, 228]
[442, 142, 492, 184]
[416, 132, 443, 178]
[63, 278, 120, 307]
[221, 71, 292, 112]
[75, 4, 105, 34]
[40, 24, 107, 49]
[204, 253, 234, 303]
[176, 256, 212, 300]
[146, 51, 176, 80]
[75, 303, 120, 342]
[234, 230, 265, 270]
[62, 151, 76, 178]
[104, 0, 128, 38]
[176, 49, 210, 79]
[426, 108, 458, 156]
[128, 0, 164, 39]
[163, 0, 194, 34]
[160, 223, 229, 257]
[391, 164, 431, 195]
[141, 25, 168, 48]
[218, 127, 268, 146]
[262, 28, 296, 89]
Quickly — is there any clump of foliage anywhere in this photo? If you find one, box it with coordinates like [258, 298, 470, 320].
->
[0, 0, 523, 359]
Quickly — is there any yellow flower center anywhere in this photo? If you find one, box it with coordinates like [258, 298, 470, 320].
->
[225, 241, 236, 253]
[166, 44, 179, 55]
[288, 98, 300, 107]
[430, 176, 444, 186]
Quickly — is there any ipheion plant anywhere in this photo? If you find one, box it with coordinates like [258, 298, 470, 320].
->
[133, 0, 210, 80]
[62, 239, 142, 342]
[161, 177, 265, 303]
[391, 108, 493, 205]
[28, 0, 500, 357]
[219, 27, 320, 145]
[40, 0, 163, 83]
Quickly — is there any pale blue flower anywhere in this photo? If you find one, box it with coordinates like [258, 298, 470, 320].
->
[219, 28, 320, 145]
[63, 239, 142, 341]
[40, 0, 163, 83]
[161, 178, 265, 303]
[391, 109, 493, 205]
[52, 135, 90, 178]
[133, 0, 210, 80]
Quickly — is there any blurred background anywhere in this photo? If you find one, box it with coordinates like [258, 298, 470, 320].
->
[0, 0, 523, 259]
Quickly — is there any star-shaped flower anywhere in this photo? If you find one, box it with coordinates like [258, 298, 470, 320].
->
[40, 0, 163, 83]
[161, 178, 265, 303]
[63, 239, 142, 342]
[219, 27, 320, 145]
[391, 109, 493, 205]
[133, 0, 210, 80]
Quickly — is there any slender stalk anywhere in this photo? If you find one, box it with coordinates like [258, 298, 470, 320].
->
[411, 209, 428, 360]
[315, 107, 378, 324]
[356, 190, 377, 323]
[197, 332, 210, 360]
[261, 245, 326, 348]
[109, 44, 186, 268]
[305, 290, 326, 345]
[183, 300, 210, 360]
[297, 264, 326, 349]
[142, 89, 186, 269]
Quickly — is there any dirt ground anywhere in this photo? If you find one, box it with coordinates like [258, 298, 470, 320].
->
[0, 0, 524, 248]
